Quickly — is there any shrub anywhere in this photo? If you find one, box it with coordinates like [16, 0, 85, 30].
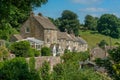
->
[10, 41, 30, 57]
[41, 47, 51, 56]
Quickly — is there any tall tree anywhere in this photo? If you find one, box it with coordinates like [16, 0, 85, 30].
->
[97, 14, 120, 38]
[58, 10, 80, 36]
[84, 15, 98, 30]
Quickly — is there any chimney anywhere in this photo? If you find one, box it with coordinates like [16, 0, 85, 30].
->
[38, 13, 42, 16]
[30, 11, 34, 17]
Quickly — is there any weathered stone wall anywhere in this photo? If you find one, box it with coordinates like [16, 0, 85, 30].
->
[26, 56, 61, 71]
[44, 30, 57, 47]
[20, 18, 32, 38]
[20, 16, 44, 41]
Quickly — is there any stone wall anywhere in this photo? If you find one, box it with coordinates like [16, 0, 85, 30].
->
[20, 16, 44, 41]
[26, 56, 61, 71]
[44, 30, 57, 47]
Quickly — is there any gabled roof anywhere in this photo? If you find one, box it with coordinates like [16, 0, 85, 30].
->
[77, 37, 87, 44]
[13, 34, 23, 41]
[33, 15, 57, 30]
[57, 31, 73, 41]
[90, 47, 107, 59]
[69, 34, 78, 42]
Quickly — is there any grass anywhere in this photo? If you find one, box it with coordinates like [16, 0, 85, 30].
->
[79, 30, 120, 49]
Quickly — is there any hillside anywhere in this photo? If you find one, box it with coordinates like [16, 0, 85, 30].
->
[79, 30, 119, 49]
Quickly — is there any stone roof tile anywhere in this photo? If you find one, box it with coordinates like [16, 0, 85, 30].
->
[33, 15, 57, 30]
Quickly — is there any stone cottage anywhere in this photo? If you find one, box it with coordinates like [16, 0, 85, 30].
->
[19, 13, 88, 56]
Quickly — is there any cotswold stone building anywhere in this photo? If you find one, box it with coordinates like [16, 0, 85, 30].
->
[20, 13, 88, 56]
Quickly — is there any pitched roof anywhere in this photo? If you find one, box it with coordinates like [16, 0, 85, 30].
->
[69, 34, 78, 42]
[13, 34, 23, 41]
[33, 15, 57, 30]
[77, 37, 87, 44]
[57, 31, 73, 41]
[90, 47, 107, 59]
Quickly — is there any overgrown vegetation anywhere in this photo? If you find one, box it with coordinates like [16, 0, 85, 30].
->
[10, 41, 40, 57]
[95, 44, 120, 80]
[0, 57, 40, 80]
[52, 51, 107, 80]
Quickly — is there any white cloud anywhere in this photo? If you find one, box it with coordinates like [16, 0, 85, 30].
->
[72, 0, 102, 4]
[79, 7, 107, 12]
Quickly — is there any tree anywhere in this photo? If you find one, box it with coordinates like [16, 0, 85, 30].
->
[39, 61, 50, 80]
[48, 17, 61, 28]
[0, 57, 40, 80]
[41, 47, 51, 56]
[0, 46, 9, 61]
[97, 14, 120, 38]
[98, 40, 108, 49]
[84, 15, 98, 30]
[52, 51, 107, 80]
[95, 44, 120, 80]
[53, 63, 64, 80]
[58, 10, 80, 36]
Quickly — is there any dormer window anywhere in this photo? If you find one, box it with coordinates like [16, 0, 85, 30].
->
[25, 27, 30, 33]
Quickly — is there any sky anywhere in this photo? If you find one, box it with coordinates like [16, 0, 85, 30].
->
[34, 0, 120, 23]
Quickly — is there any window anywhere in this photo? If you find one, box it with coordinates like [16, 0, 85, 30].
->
[25, 27, 30, 33]
[36, 45, 41, 50]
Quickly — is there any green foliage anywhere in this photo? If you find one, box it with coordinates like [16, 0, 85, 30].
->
[109, 46, 120, 63]
[0, 22, 18, 40]
[52, 51, 106, 80]
[41, 46, 51, 56]
[61, 51, 90, 63]
[0, 0, 48, 27]
[84, 15, 98, 30]
[39, 61, 50, 80]
[0, 57, 40, 80]
[10, 41, 31, 57]
[58, 10, 80, 36]
[29, 48, 40, 57]
[97, 14, 120, 38]
[0, 46, 9, 61]
[10, 41, 40, 57]
[29, 57, 35, 71]
[53, 63, 64, 80]
[95, 45, 120, 80]
[98, 40, 108, 49]
[48, 17, 61, 28]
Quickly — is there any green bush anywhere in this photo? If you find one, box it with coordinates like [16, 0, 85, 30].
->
[0, 57, 40, 80]
[10, 41, 30, 57]
[10, 41, 40, 57]
[29, 48, 40, 57]
[98, 40, 108, 49]
[41, 47, 51, 56]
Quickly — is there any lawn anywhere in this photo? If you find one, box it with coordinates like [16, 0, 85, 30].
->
[79, 30, 120, 49]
